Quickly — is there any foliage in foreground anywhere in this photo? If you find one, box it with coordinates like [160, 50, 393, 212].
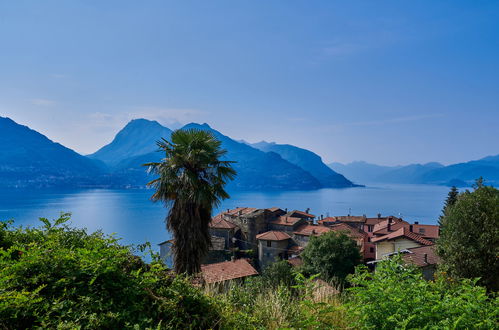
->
[437, 180, 499, 291]
[0, 214, 220, 329]
[347, 256, 499, 329]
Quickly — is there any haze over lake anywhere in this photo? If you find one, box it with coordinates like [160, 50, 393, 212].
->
[0, 184, 453, 248]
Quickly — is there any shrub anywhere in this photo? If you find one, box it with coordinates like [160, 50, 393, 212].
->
[0, 214, 221, 329]
[301, 231, 361, 284]
[346, 256, 499, 329]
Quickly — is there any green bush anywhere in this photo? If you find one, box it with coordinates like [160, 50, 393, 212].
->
[346, 256, 499, 329]
[301, 231, 361, 284]
[0, 214, 221, 329]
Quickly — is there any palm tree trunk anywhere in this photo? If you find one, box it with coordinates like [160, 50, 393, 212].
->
[168, 201, 212, 274]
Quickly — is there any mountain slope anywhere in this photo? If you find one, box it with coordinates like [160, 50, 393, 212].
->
[88, 119, 172, 167]
[0, 117, 106, 187]
[98, 121, 324, 190]
[376, 162, 444, 184]
[252, 141, 355, 187]
[328, 161, 399, 184]
[421, 156, 499, 185]
[177, 123, 323, 190]
[330, 157, 499, 186]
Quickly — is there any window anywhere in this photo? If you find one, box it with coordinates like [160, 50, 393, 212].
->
[367, 225, 374, 232]
[370, 247, 374, 253]
[267, 241, 272, 247]
[419, 228, 425, 234]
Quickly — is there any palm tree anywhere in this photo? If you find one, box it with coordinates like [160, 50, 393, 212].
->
[145, 128, 236, 275]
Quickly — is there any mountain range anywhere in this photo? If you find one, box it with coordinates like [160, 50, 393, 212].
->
[0, 117, 355, 190]
[329, 157, 499, 187]
[1, 116, 497, 189]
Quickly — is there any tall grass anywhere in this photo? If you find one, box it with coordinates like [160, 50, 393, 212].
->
[204, 274, 352, 329]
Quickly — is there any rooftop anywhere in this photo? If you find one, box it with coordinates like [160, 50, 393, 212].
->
[256, 230, 291, 241]
[209, 216, 238, 229]
[403, 245, 441, 267]
[331, 215, 367, 223]
[371, 227, 434, 246]
[287, 210, 316, 219]
[271, 216, 304, 226]
[224, 207, 258, 216]
[201, 259, 258, 284]
[329, 223, 366, 238]
[294, 224, 332, 236]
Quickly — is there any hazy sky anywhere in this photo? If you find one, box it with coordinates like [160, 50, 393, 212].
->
[1, 1, 498, 165]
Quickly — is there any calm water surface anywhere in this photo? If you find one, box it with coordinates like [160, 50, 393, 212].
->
[0, 184, 454, 249]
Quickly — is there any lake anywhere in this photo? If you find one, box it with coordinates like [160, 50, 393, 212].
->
[0, 183, 455, 249]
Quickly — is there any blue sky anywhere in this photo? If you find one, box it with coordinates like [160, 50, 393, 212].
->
[1, 1, 498, 165]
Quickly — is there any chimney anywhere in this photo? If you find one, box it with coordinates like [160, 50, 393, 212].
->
[387, 222, 392, 232]
[227, 209, 229, 213]
[306, 208, 310, 214]
[414, 221, 419, 225]
[423, 253, 428, 264]
[377, 213, 381, 219]
[285, 208, 288, 213]
[409, 225, 413, 232]
[321, 215, 324, 220]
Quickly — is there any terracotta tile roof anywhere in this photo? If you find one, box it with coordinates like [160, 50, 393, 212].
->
[317, 217, 337, 224]
[209, 216, 238, 229]
[331, 215, 367, 223]
[225, 207, 258, 216]
[329, 223, 366, 238]
[201, 259, 258, 284]
[403, 245, 440, 267]
[267, 207, 284, 213]
[294, 224, 332, 236]
[271, 216, 304, 226]
[371, 227, 434, 246]
[372, 217, 408, 235]
[287, 210, 316, 218]
[287, 256, 303, 267]
[365, 217, 386, 225]
[256, 231, 291, 241]
[411, 224, 440, 239]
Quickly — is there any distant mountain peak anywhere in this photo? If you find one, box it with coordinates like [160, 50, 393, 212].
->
[182, 122, 211, 129]
[89, 118, 172, 166]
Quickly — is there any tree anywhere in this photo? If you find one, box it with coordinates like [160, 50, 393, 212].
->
[437, 178, 499, 291]
[438, 186, 459, 226]
[145, 129, 236, 275]
[300, 231, 361, 284]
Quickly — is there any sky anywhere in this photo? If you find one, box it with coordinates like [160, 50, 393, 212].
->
[1, 0, 498, 166]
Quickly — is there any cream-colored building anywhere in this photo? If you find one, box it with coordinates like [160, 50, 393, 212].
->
[372, 227, 434, 259]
